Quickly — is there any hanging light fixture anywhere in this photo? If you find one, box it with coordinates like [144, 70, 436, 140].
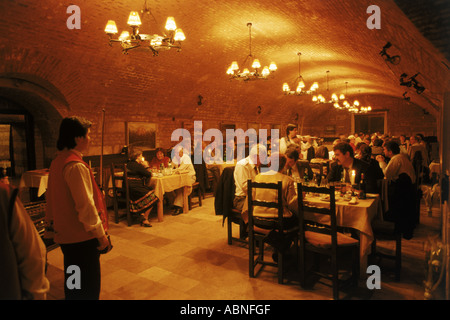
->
[312, 71, 342, 104]
[226, 23, 277, 81]
[333, 85, 372, 113]
[104, 2, 185, 56]
[282, 52, 318, 95]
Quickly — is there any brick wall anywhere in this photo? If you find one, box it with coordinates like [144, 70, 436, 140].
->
[0, 0, 442, 167]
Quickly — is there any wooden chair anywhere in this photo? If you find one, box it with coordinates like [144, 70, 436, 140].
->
[370, 220, 402, 281]
[110, 162, 132, 226]
[188, 181, 202, 210]
[297, 183, 359, 300]
[248, 180, 298, 284]
[214, 166, 247, 245]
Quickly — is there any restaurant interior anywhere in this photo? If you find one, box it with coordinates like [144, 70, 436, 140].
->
[0, 0, 449, 301]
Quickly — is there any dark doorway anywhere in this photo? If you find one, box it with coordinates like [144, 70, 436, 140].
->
[354, 113, 385, 134]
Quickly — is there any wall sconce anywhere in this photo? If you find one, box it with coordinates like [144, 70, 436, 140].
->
[257, 106, 262, 115]
[400, 73, 426, 94]
[197, 95, 203, 106]
[379, 42, 400, 65]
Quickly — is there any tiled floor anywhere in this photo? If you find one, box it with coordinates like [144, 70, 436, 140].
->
[45, 194, 444, 300]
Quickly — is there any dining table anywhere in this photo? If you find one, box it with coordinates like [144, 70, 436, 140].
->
[108, 169, 193, 222]
[149, 171, 193, 222]
[302, 190, 382, 275]
[19, 169, 50, 197]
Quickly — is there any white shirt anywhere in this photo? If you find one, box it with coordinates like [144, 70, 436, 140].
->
[63, 150, 105, 238]
[379, 153, 416, 183]
[172, 153, 196, 184]
[9, 196, 50, 299]
[234, 156, 259, 198]
[279, 137, 296, 154]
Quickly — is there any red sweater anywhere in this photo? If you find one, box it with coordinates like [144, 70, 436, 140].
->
[46, 150, 108, 244]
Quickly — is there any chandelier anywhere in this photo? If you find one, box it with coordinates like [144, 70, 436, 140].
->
[226, 23, 277, 81]
[282, 52, 318, 95]
[312, 71, 344, 104]
[333, 84, 372, 113]
[104, 4, 185, 56]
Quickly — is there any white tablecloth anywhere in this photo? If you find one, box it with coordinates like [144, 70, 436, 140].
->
[19, 169, 50, 197]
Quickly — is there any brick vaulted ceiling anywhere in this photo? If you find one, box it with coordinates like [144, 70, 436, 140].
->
[0, 0, 448, 122]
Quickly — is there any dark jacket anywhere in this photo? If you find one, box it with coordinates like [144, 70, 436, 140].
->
[214, 166, 236, 225]
[327, 158, 368, 185]
[360, 158, 385, 194]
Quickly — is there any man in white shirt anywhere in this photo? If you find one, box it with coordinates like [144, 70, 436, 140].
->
[171, 145, 196, 215]
[377, 141, 416, 183]
[376, 140, 416, 239]
[233, 144, 267, 211]
[408, 134, 429, 166]
[279, 124, 298, 154]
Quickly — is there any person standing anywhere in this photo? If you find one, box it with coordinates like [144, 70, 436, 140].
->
[46, 116, 111, 300]
[279, 124, 298, 154]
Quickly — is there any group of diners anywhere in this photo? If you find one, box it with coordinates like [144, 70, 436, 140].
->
[228, 126, 432, 256]
[124, 144, 197, 227]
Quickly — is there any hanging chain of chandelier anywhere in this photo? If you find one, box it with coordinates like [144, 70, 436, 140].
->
[282, 52, 318, 95]
[104, 4, 185, 56]
[226, 23, 277, 81]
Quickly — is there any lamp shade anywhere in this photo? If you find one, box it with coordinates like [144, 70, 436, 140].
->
[174, 28, 186, 41]
[165, 17, 177, 31]
[261, 66, 270, 76]
[282, 83, 290, 92]
[127, 11, 142, 26]
[230, 61, 239, 71]
[269, 62, 277, 71]
[105, 20, 118, 34]
[119, 31, 130, 40]
[298, 79, 305, 88]
[252, 59, 261, 69]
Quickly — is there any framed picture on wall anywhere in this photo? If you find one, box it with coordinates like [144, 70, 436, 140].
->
[220, 123, 236, 137]
[127, 122, 157, 150]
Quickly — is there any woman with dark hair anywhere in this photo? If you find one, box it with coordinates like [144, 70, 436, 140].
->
[127, 149, 158, 227]
[310, 145, 331, 176]
[150, 148, 170, 170]
[46, 116, 111, 300]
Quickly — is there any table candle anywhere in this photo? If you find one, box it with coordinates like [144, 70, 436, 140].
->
[350, 170, 356, 185]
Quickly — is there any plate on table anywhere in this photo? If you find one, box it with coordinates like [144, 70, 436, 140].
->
[320, 195, 330, 202]
[365, 193, 378, 198]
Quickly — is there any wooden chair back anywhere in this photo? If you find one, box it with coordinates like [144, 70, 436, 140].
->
[110, 162, 132, 226]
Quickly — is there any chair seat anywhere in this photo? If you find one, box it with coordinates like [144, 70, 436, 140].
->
[305, 230, 359, 248]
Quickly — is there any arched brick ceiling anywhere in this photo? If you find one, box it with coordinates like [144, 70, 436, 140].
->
[0, 0, 448, 119]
